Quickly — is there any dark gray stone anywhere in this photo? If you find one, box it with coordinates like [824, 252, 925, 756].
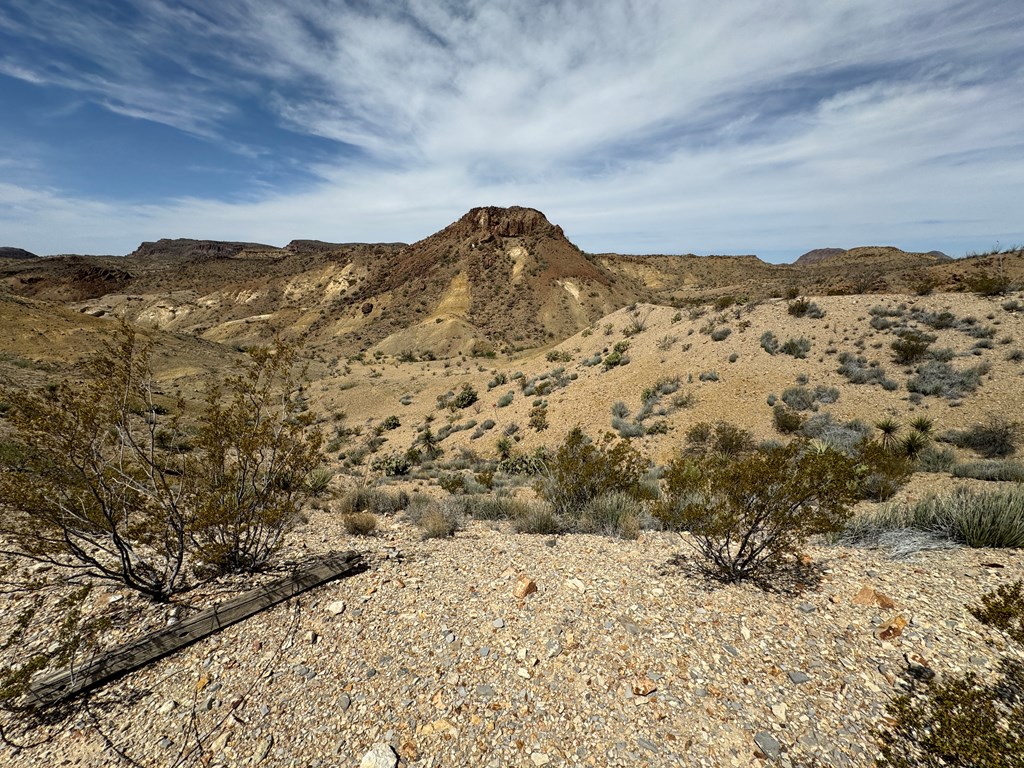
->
[755, 732, 782, 759]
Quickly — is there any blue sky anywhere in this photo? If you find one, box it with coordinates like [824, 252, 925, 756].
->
[1, 1, 1022, 262]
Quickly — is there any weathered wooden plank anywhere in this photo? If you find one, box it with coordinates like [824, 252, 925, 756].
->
[23, 550, 363, 708]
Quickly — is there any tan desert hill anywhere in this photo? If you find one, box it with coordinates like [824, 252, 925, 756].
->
[4, 206, 1019, 361]
[2, 213, 1024, 767]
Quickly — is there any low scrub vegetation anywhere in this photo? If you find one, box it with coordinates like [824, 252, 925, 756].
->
[877, 580, 1024, 766]
[941, 418, 1018, 458]
[657, 440, 859, 583]
[837, 353, 899, 390]
[0, 329, 324, 599]
[843, 486, 1024, 550]
[907, 360, 987, 399]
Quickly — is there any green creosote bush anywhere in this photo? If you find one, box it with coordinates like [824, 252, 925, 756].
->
[787, 298, 825, 318]
[380, 415, 401, 431]
[772, 404, 804, 434]
[535, 427, 652, 522]
[0, 327, 324, 599]
[876, 579, 1024, 767]
[685, 421, 755, 457]
[781, 337, 811, 359]
[891, 329, 936, 364]
[657, 440, 859, 583]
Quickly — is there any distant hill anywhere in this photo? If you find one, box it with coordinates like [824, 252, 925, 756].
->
[794, 248, 846, 265]
[0, 208, 1020, 356]
[0, 247, 38, 260]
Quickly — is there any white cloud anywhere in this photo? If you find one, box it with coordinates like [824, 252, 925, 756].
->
[1, 1, 1023, 259]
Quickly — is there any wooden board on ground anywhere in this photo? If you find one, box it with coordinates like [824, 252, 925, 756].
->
[23, 550, 364, 709]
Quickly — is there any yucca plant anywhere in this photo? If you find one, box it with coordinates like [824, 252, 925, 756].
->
[909, 415, 934, 436]
[875, 417, 901, 450]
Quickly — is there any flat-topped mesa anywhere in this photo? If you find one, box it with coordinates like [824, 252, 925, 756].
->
[438, 206, 568, 243]
[128, 238, 279, 260]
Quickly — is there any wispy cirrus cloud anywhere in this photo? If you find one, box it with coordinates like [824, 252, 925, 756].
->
[0, 1, 1022, 259]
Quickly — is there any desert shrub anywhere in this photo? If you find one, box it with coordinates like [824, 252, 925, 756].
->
[815, 385, 840, 404]
[528, 405, 549, 432]
[760, 331, 780, 355]
[511, 502, 563, 534]
[0, 329, 323, 598]
[498, 451, 546, 476]
[416, 499, 464, 539]
[788, 298, 825, 318]
[907, 360, 986, 399]
[891, 329, 936, 364]
[446, 383, 478, 410]
[698, 370, 719, 381]
[856, 441, 914, 502]
[339, 487, 408, 515]
[578, 492, 642, 539]
[869, 315, 893, 331]
[869, 304, 905, 318]
[780, 337, 811, 358]
[612, 418, 644, 438]
[782, 386, 816, 411]
[645, 420, 669, 435]
[910, 415, 934, 436]
[343, 512, 378, 536]
[370, 453, 411, 476]
[964, 270, 1012, 296]
[942, 418, 1018, 458]
[496, 391, 514, 407]
[1006, 349, 1024, 362]
[710, 327, 731, 342]
[837, 352, 899, 390]
[656, 335, 678, 351]
[876, 580, 1024, 767]
[800, 414, 873, 454]
[380, 415, 401, 431]
[916, 445, 956, 473]
[460, 495, 527, 521]
[545, 349, 572, 363]
[866, 486, 1024, 549]
[536, 427, 650, 519]
[672, 391, 697, 409]
[772, 404, 804, 434]
[899, 430, 929, 460]
[438, 472, 466, 494]
[686, 421, 755, 456]
[611, 401, 630, 418]
[657, 441, 858, 583]
[305, 467, 334, 496]
[952, 460, 1024, 482]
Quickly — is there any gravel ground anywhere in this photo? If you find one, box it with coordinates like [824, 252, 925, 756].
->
[2, 510, 1023, 768]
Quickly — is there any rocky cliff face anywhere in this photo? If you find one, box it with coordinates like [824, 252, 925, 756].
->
[0, 247, 38, 260]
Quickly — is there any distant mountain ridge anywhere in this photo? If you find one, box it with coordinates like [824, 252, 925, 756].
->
[0, 207, 1018, 356]
[0, 247, 38, 260]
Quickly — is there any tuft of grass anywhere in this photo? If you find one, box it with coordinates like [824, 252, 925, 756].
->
[844, 486, 1024, 550]
[511, 502, 563, 534]
[916, 445, 956, 473]
[343, 512, 378, 536]
[951, 460, 1024, 482]
[578, 492, 642, 539]
[415, 499, 464, 539]
[941, 418, 1018, 458]
[338, 487, 408, 515]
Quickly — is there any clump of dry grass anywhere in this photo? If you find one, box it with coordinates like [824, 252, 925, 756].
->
[342, 511, 378, 536]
